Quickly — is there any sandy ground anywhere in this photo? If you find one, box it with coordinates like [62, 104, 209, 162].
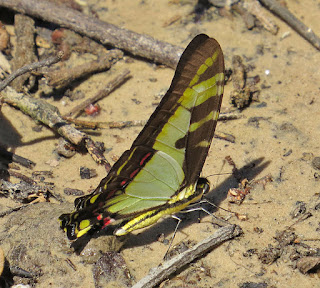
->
[0, 0, 320, 287]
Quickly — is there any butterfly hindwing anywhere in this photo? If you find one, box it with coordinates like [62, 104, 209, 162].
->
[59, 34, 225, 239]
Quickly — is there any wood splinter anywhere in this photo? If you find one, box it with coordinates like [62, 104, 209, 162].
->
[64, 69, 131, 118]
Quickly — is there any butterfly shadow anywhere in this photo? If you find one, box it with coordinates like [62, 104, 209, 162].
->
[207, 156, 271, 207]
[123, 157, 271, 249]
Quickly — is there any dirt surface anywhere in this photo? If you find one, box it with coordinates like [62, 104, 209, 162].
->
[0, 0, 320, 287]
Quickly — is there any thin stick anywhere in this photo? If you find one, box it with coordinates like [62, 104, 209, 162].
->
[259, 0, 320, 50]
[8, 170, 36, 185]
[0, 148, 35, 168]
[214, 131, 235, 143]
[64, 69, 131, 118]
[0, 0, 183, 68]
[64, 118, 146, 130]
[0, 52, 63, 92]
[0, 204, 28, 218]
[132, 225, 243, 288]
[218, 113, 243, 120]
[2, 86, 86, 145]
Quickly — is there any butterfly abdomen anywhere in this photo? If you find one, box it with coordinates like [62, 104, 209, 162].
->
[115, 177, 210, 236]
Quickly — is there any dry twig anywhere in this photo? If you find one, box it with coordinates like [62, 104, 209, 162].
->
[0, 0, 183, 68]
[132, 225, 243, 288]
[218, 112, 243, 121]
[0, 52, 63, 92]
[64, 69, 130, 118]
[0, 204, 28, 217]
[0, 148, 35, 168]
[8, 170, 36, 185]
[259, 0, 320, 50]
[214, 131, 235, 143]
[64, 118, 146, 130]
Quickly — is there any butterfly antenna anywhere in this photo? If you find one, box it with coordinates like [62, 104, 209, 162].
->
[207, 172, 233, 177]
[182, 202, 229, 227]
[200, 197, 240, 216]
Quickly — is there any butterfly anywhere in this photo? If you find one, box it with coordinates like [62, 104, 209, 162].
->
[59, 34, 225, 240]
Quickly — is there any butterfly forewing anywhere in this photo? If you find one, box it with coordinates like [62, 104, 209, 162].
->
[132, 34, 224, 185]
[59, 34, 225, 240]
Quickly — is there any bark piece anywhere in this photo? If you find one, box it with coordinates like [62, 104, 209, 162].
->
[11, 14, 37, 91]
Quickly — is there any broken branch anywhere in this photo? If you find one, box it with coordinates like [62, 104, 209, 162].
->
[259, 0, 320, 50]
[0, 0, 183, 68]
[0, 148, 35, 168]
[132, 225, 243, 288]
[1, 86, 111, 169]
[64, 118, 146, 130]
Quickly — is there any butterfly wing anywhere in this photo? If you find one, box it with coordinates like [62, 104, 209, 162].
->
[133, 34, 224, 185]
[59, 34, 224, 239]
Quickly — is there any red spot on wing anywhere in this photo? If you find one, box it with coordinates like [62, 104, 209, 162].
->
[120, 180, 127, 187]
[106, 190, 117, 200]
[97, 214, 103, 221]
[140, 152, 152, 166]
[102, 217, 112, 229]
[130, 168, 139, 179]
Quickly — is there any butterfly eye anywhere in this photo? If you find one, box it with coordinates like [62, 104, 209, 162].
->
[196, 177, 210, 195]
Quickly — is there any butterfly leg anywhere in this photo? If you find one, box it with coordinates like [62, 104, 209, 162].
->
[181, 199, 229, 227]
[163, 215, 182, 261]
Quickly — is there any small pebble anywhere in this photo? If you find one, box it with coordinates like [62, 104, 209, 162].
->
[280, 31, 291, 40]
[63, 188, 84, 196]
[57, 138, 76, 158]
[80, 167, 97, 179]
[290, 201, 306, 218]
[312, 157, 320, 170]
[45, 159, 60, 167]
